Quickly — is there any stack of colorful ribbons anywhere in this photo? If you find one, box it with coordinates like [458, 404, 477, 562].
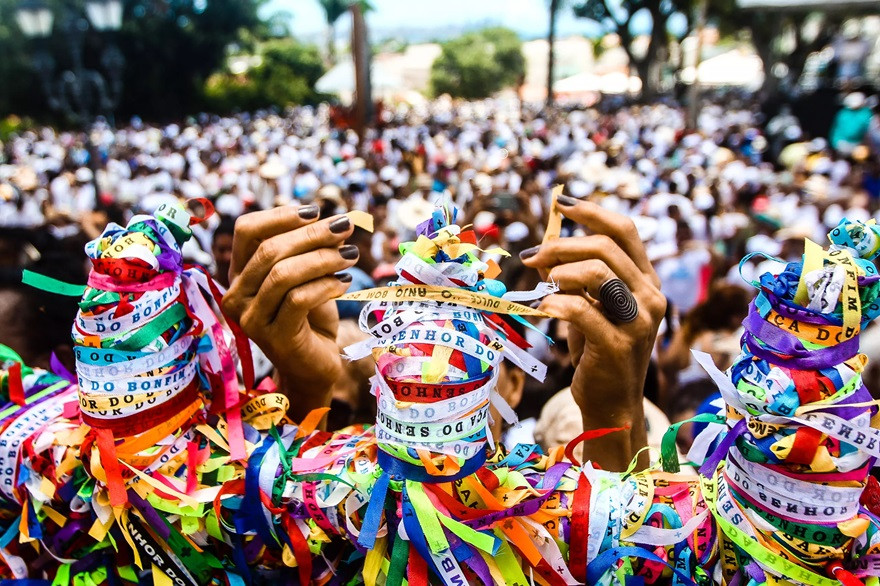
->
[677, 218, 880, 586]
[0, 203, 879, 586]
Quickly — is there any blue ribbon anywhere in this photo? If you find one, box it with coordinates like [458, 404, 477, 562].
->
[357, 472, 390, 549]
[241, 434, 279, 547]
[587, 545, 699, 586]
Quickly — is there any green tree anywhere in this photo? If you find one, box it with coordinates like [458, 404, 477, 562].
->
[203, 38, 325, 113]
[117, 0, 265, 119]
[573, 0, 694, 98]
[430, 27, 525, 99]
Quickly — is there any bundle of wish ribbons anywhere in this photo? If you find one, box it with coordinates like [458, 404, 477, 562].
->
[1, 197, 880, 585]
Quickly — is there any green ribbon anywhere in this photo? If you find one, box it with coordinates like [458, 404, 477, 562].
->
[386, 532, 410, 586]
[660, 413, 725, 473]
[21, 269, 87, 297]
[115, 303, 186, 350]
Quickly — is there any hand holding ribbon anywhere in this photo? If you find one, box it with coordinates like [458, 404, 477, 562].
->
[521, 196, 667, 471]
[222, 205, 357, 423]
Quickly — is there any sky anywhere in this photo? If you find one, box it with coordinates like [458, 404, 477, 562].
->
[260, 0, 621, 42]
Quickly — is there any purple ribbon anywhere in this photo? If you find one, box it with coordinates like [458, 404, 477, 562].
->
[742, 331, 857, 371]
[699, 419, 747, 477]
[757, 296, 841, 326]
[449, 531, 495, 585]
[745, 309, 859, 362]
[49, 353, 76, 385]
[815, 384, 875, 421]
[129, 490, 171, 540]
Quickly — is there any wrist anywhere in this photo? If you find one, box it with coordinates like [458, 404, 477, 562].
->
[274, 366, 336, 422]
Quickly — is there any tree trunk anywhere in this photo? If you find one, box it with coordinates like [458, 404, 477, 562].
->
[746, 11, 783, 101]
[752, 27, 780, 102]
[546, 0, 559, 108]
[627, 10, 665, 100]
[644, 10, 667, 98]
[326, 23, 336, 66]
[634, 58, 654, 100]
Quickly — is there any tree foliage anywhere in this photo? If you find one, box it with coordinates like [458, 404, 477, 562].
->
[706, 0, 842, 98]
[0, 0, 271, 121]
[572, 0, 692, 97]
[203, 38, 326, 113]
[430, 27, 525, 99]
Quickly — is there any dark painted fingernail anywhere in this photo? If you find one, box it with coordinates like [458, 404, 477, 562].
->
[339, 244, 359, 260]
[298, 204, 319, 219]
[519, 245, 540, 260]
[529, 300, 542, 309]
[557, 195, 579, 207]
[335, 271, 353, 282]
[329, 216, 351, 233]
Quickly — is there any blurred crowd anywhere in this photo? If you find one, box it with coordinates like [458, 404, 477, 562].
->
[2, 92, 880, 454]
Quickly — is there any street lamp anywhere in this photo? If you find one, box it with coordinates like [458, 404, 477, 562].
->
[85, 0, 123, 32]
[16, 0, 54, 38]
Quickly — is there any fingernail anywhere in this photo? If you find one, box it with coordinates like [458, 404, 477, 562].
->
[519, 246, 540, 260]
[329, 216, 351, 233]
[339, 244, 359, 260]
[529, 300, 542, 309]
[298, 204, 319, 219]
[335, 271, 353, 282]
[556, 195, 578, 207]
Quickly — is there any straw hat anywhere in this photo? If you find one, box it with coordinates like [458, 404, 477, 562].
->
[259, 156, 288, 180]
[398, 196, 434, 231]
[12, 166, 38, 191]
[802, 174, 831, 202]
[316, 184, 344, 206]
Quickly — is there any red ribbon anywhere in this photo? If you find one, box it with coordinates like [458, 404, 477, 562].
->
[8, 362, 25, 407]
[564, 425, 630, 467]
[95, 428, 128, 507]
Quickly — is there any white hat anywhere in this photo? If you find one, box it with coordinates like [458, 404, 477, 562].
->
[844, 92, 866, 110]
[75, 167, 93, 183]
[803, 174, 831, 201]
[379, 166, 396, 182]
[504, 221, 529, 243]
[808, 137, 827, 153]
[473, 211, 496, 231]
[746, 233, 782, 257]
[473, 173, 492, 196]
[632, 215, 658, 242]
[215, 193, 244, 218]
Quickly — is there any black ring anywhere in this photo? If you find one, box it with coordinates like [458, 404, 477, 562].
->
[598, 278, 638, 324]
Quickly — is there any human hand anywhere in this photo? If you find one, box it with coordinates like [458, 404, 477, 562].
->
[520, 196, 666, 471]
[221, 205, 358, 422]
